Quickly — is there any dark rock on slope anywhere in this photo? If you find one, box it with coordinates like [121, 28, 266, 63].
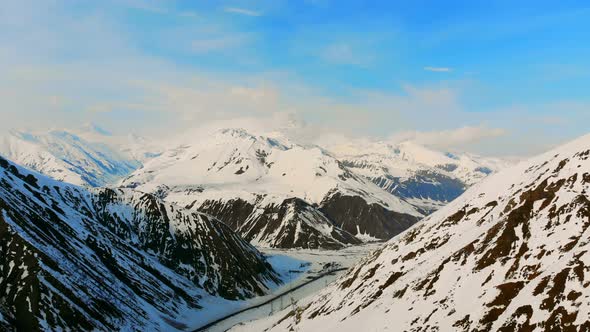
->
[319, 193, 421, 241]
[197, 197, 362, 250]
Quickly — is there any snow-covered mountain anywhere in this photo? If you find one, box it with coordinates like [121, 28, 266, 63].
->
[0, 123, 507, 251]
[75, 122, 162, 163]
[0, 156, 280, 331]
[251, 133, 590, 331]
[0, 128, 142, 187]
[120, 128, 423, 249]
[330, 140, 509, 213]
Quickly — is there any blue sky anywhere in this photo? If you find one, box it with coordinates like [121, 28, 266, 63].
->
[1, 0, 589, 155]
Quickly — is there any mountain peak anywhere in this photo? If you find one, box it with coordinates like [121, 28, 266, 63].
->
[218, 127, 257, 139]
[81, 122, 112, 136]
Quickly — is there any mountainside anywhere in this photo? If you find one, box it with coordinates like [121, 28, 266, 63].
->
[0, 129, 141, 187]
[120, 128, 423, 249]
[0, 156, 280, 331]
[330, 140, 509, 213]
[257, 133, 590, 331]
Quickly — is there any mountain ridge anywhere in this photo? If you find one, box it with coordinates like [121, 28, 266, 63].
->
[0, 155, 280, 331]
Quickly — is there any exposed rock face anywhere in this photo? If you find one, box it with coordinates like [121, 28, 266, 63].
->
[195, 191, 421, 249]
[319, 193, 421, 241]
[193, 192, 420, 249]
[198, 197, 362, 250]
[193, 192, 422, 249]
[258, 134, 590, 332]
[0, 156, 279, 331]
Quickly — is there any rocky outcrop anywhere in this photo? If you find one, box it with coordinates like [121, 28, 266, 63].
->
[319, 193, 421, 241]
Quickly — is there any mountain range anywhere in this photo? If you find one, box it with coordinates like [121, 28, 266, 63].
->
[0, 125, 152, 187]
[248, 133, 590, 331]
[2, 122, 587, 332]
[0, 125, 507, 249]
[329, 139, 509, 213]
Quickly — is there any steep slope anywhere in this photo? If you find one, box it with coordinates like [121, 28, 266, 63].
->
[0, 156, 280, 331]
[0, 129, 141, 187]
[121, 128, 422, 249]
[331, 140, 509, 213]
[259, 133, 590, 331]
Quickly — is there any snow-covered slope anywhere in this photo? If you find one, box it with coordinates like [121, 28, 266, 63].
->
[253, 133, 590, 331]
[0, 156, 280, 331]
[121, 128, 422, 249]
[0, 129, 141, 187]
[331, 140, 509, 213]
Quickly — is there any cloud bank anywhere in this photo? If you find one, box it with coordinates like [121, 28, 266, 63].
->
[389, 126, 507, 149]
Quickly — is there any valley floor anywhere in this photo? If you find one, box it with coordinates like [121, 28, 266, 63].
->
[194, 243, 383, 332]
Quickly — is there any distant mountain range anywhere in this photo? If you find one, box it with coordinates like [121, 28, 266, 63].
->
[251, 133, 590, 331]
[328, 139, 509, 213]
[0, 155, 280, 331]
[0, 124, 509, 249]
[0, 124, 160, 187]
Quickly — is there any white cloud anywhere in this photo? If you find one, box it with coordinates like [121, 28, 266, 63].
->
[320, 42, 374, 66]
[224, 7, 262, 17]
[389, 126, 507, 149]
[424, 66, 452, 72]
[126, 78, 285, 124]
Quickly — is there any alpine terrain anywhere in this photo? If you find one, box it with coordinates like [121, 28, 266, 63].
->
[120, 128, 424, 249]
[247, 133, 590, 331]
[0, 155, 281, 331]
[0, 128, 142, 187]
[329, 140, 508, 214]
